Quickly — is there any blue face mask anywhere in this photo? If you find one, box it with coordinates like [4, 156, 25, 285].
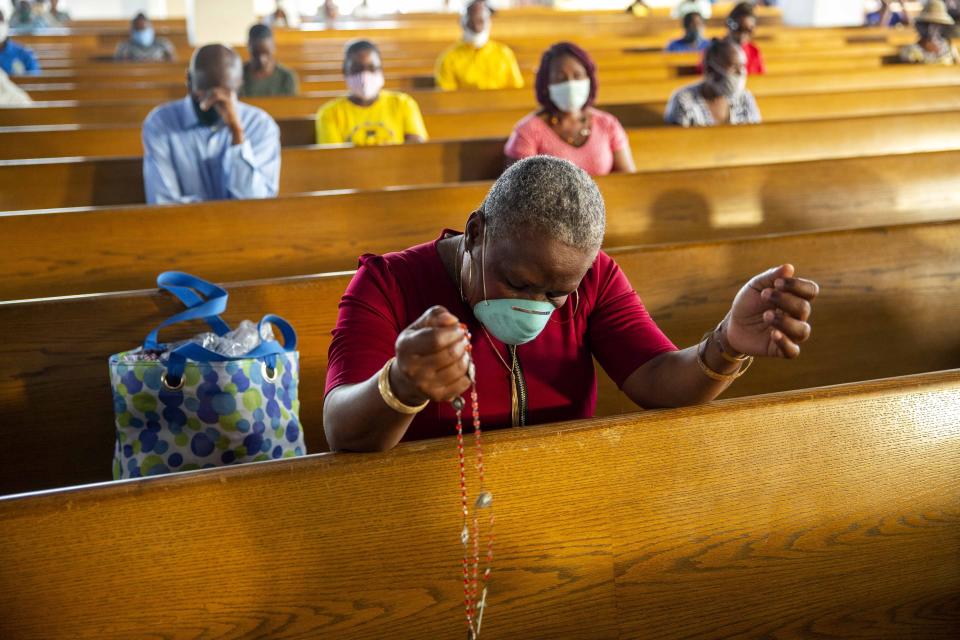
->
[472, 298, 555, 346]
[132, 26, 155, 48]
[463, 226, 564, 345]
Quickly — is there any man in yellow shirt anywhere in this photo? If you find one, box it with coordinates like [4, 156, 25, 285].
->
[434, 0, 524, 91]
[316, 40, 428, 146]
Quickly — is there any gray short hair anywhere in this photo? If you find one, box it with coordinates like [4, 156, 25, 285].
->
[481, 156, 606, 251]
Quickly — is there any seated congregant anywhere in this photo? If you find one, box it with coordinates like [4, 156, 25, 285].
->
[0, 10, 40, 75]
[242, 24, 299, 97]
[31, 0, 68, 26]
[142, 44, 281, 204]
[673, 0, 712, 19]
[322, 156, 819, 451]
[665, 39, 761, 127]
[266, 2, 290, 28]
[899, 0, 959, 65]
[322, 0, 339, 21]
[726, 2, 765, 75]
[666, 11, 710, 53]
[504, 42, 635, 176]
[45, 0, 69, 25]
[316, 39, 427, 146]
[10, 1, 48, 30]
[434, 0, 524, 91]
[114, 13, 176, 62]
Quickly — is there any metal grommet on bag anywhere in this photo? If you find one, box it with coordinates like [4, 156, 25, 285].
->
[261, 361, 279, 383]
[161, 372, 185, 392]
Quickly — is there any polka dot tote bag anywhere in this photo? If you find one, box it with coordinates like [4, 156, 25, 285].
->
[109, 272, 306, 479]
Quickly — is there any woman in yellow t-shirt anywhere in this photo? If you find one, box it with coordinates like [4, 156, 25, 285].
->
[315, 40, 429, 146]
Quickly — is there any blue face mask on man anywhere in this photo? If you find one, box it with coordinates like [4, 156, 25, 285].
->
[132, 26, 155, 48]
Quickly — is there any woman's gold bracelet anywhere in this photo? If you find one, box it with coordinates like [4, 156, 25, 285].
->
[378, 357, 429, 415]
[704, 321, 751, 365]
[696, 333, 754, 382]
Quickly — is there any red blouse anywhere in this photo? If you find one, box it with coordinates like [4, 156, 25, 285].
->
[325, 232, 677, 442]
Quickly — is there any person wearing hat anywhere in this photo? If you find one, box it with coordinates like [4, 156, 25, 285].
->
[900, 0, 959, 64]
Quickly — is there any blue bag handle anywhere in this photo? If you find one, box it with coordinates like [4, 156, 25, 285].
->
[164, 314, 298, 381]
[144, 272, 232, 350]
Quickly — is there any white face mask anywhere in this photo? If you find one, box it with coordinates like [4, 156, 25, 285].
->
[707, 64, 747, 99]
[463, 27, 490, 48]
[346, 70, 384, 102]
[548, 78, 591, 113]
[0, 22, 9, 42]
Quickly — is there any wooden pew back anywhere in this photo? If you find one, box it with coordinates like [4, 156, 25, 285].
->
[1, 220, 959, 495]
[3, 111, 960, 210]
[6, 85, 959, 130]
[5, 85, 960, 155]
[12, 64, 960, 106]
[0, 370, 956, 638]
[4, 150, 960, 300]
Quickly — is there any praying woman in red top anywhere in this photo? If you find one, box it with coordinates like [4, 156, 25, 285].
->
[323, 156, 818, 451]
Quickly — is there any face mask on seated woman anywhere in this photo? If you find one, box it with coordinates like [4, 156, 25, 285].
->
[548, 78, 591, 113]
[461, 220, 585, 346]
[706, 65, 747, 99]
[132, 27, 155, 47]
[346, 70, 384, 102]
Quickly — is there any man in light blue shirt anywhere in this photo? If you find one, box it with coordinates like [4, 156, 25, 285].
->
[142, 44, 280, 204]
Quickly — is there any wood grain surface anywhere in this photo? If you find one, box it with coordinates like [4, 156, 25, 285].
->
[5, 84, 960, 155]
[6, 84, 956, 136]
[4, 150, 960, 299]
[0, 370, 956, 639]
[1, 220, 959, 495]
[10, 53, 894, 98]
[6, 43, 900, 90]
[5, 110, 960, 209]
[10, 64, 959, 116]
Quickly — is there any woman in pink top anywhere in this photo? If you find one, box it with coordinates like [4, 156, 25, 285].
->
[504, 42, 635, 176]
[323, 157, 820, 452]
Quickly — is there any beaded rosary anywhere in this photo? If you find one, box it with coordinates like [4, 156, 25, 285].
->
[451, 332, 493, 639]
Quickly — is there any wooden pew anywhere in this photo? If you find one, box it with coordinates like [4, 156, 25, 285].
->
[8, 42, 901, 84]
[5, 85, 960, 143]
[10, 50, 897, 93]
[13, 63, 960, 106]
[8, 7, 782, 51]
[11, 84, 960, 156]
[2, 111, 960, 210]
[4, 150, 960, 301]
[0, 58, 905, 100]
[0, 370, 957, 638]
[1, 219, 959, 495]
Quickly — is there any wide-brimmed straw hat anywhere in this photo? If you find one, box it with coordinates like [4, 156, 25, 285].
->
[918, 0, 956, 26]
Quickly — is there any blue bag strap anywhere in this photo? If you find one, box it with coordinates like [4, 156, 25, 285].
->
[165, 314, 297, 380]
[144, 272, 231, 350]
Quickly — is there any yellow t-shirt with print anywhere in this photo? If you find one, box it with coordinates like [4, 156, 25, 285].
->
[315, 90, 429, 146]
[434, 41, 525, 91]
